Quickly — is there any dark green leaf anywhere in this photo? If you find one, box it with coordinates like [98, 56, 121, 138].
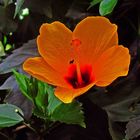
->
[14, 0, 25, 18]
[106, 97, 140, 122]
[66, 0, 88, 20]
[125, 117, 140, 140]
[23, 0, 52, 18]
[0, 104, 24, 128]
[0, 75, 17, 90]
[88, 76, 140, 122]
[0, 39, 38, 74]
[0, 5, 17, 33]
[88, 79, 134, 108]
[51, 101, 85, 127]
[99, 0, 118, 16]
[3, 0, 13, 7]
[0, 75, 33, 120]
[105, 86, 140, 122]
[88, 0, 102, 10]
[109, 120, 125, 140]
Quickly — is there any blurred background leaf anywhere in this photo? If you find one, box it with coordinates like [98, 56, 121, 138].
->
[0, 39, 38, 74]
[0, 0, 140, 139]
[0, 4, 17, 34]
[14, 0, 25, 18]
[108, 120, 125, 140]
[0, 0, 13, 7]
[88, 0, 102, 10]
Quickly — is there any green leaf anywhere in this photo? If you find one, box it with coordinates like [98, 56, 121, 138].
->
[35, 80, 48, 107]
[99, 0, 118, 16]
[34, 81, 57, 119]
[33, 106, 47, 119]
[14, 0, 25, 18]
[34, 80, 49, 115]
[5, 44, 12, 51]
[47, 86, 62, 115]
[13, 70, 32, 101]
[44, 85, 85, 127]
[88, 0, 102, 10]
[13, 71, 48, 119]
[51, 101, 86, 127]
[12, 71, 48, 119]
[13, 71, 85, 127]
[31, 79, 85, 127]
[0, 104, 24, 128]
[3, 35, 7, 45]
[0, 41, 6, 57]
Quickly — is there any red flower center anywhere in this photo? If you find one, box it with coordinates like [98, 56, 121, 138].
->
[64, 64, 95, 88]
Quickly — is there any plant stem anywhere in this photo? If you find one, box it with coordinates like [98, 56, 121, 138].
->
[0, 131, 9, 139]
[22, 122, 38, 134]
[15, 109, 38, 134]
[138, 6, 140, 37]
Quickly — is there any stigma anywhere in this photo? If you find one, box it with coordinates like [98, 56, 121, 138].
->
[71, 39, 81, 47]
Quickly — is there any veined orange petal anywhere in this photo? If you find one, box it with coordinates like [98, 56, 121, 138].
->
[23, 57, 70, 88]
[93, 45, 130, 86]
[37, 22, 73, 74]
[73, 16, 118, 65]
[55, 82, 95, 103]
[23, 16, 131, 104]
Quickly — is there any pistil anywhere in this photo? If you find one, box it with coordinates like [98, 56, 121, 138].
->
[76, 63, 83, 86]
[71, 38, 83, 86]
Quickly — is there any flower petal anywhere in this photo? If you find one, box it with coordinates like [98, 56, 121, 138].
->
[73, 16, 118, 65]
[93, 45, 130, 86]
[23, 57, 70, 88]
[37, 22, 73, 74]
[55, 82, 95, 103]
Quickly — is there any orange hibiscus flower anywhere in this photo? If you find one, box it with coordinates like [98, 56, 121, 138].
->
[23, 16, 130, 103]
